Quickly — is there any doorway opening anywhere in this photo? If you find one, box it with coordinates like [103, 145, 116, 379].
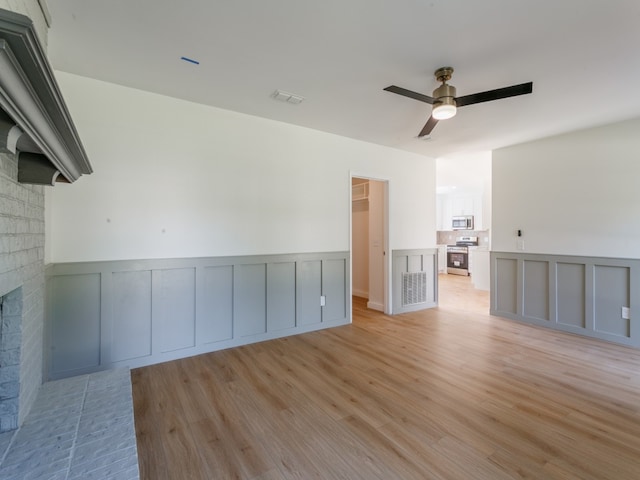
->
[436, 153, 492, 314]
[351, 176, 389, 314]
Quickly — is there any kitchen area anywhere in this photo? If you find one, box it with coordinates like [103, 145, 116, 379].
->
[436, 152, 491, 292]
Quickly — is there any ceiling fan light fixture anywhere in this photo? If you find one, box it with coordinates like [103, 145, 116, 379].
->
[432, 81, 457, 120]
[432, 98, 457, 120]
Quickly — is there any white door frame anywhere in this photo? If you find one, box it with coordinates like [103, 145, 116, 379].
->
[349, 172, 391, 315]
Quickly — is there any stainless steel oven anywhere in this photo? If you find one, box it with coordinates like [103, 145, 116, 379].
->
[446, 236, 478, 276]
[447, 246, 469, 276]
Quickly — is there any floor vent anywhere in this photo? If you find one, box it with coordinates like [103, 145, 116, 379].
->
[402, 271, 427, 307]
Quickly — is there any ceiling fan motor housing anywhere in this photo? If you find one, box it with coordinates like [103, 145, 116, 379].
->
[433, 83, 456, 105]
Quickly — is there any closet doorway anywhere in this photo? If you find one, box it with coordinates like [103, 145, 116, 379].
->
[351, 176, 389, 313]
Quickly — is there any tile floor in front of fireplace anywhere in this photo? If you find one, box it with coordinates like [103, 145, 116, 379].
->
[0, 367, 139, 480]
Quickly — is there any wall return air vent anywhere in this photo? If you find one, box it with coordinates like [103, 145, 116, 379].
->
[0, 8, 92, 185]
[402, 271, 428, 307]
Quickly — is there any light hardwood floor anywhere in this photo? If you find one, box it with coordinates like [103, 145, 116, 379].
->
[437, 273, 489, 313]
[132, 275, 640, 479]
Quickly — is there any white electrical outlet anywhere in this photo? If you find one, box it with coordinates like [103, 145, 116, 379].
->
[621, 306, 630, 320]
[320, 295, 326, 307]
[516, 239, 525, 251]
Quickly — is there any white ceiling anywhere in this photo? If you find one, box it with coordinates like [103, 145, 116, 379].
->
[47, 0, 640, 158]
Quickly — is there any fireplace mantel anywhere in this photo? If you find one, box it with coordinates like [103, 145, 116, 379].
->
[0, 8, 92, 184]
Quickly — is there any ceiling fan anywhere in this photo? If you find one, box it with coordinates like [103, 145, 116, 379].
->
[384, 67, 533, 137]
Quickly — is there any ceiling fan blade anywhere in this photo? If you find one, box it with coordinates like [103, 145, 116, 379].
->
[418, 116, 439, 137]
[384, 85, 434, 104]
[455, 82, 533, 107]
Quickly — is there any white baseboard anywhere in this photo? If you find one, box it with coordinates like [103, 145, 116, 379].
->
[352, 288, 369, 298]
[367, 301, 384, 312]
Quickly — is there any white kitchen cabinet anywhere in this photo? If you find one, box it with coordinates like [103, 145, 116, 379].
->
[452, 194, 475, 216]
[438, 192, 483, 230]
[470, 248, 490, 291]
[473, 194, 483, 230]
[437, 245, 448, 273]
[436, 194, 452, 231]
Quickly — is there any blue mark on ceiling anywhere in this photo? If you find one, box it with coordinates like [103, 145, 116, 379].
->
[180, 56, 200, 65]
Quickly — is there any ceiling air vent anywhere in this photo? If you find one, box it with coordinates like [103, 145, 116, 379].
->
[271, 89, 305, 105]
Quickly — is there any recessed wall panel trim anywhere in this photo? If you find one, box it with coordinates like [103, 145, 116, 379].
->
[156, 268, 196, 353]
[297, 260, 322, 326]
[267, 262, 296, 332]
[49, 273, 101, 377]
[556, 262, 585, 329]
[491, 252, 640, 349]
[111, 270, 152, 362]
[46, 252, 349, 379]
[200, 265, 233, 343]
[522, 260, 549, 321]
[234, 264, 267, 337]
[322, 259, 347, 322]
[593, 265, 630, 338]
[494, 257, 518, 316]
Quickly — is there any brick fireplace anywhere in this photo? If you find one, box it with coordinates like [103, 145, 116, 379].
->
[0, 149, 46, 433]
[0, 3, 92, 433]
[0, 0, 49, 432]
[0, 287, 22, 432]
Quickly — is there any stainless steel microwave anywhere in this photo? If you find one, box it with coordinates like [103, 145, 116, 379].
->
[452, 215, 474, 230]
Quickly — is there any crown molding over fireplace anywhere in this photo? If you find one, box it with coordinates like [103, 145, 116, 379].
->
[0, 8, 92, 184]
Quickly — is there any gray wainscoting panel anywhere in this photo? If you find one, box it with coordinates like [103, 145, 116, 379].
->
[111, 270, 152, 362]
[423, 253, 436, 305]
[491, 252, 640, 348]
[494, 258, 518, 315]
[200, 265, 233, 343]
[594, 265, 630, 338]
[234, 264, 267, 337]
[522, 260, 549, 321]
[556, 262, 585, 329]
[50, 274, 101, 376]
[407, 254, 422, 273]
[267, 262, 296, 332]
[297, 260, 322, 326]
[392, 249, 437, 314]
[322, 258, 347, 322]
[155, 268, 196, 353]
[46, 252, 349, 379]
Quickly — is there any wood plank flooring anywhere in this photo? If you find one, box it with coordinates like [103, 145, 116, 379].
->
[132, 275, 640, 479]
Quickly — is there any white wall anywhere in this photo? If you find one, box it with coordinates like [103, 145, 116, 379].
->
[49, 72, 437, 263]
[493, 117, 640, 257]
[436, 151, 492, 192]
[436, 151, 491, 230]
